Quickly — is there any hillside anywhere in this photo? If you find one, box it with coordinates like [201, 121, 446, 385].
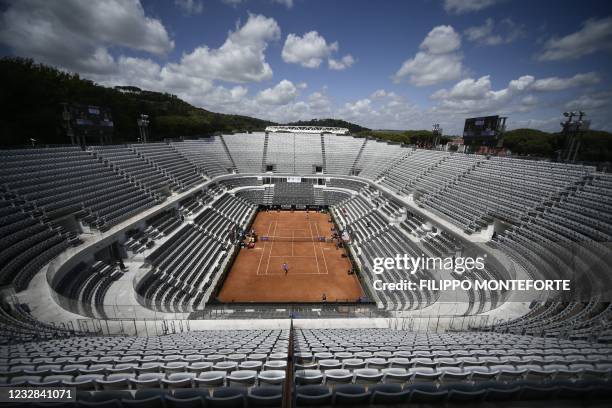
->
[504, 128, 612, 163]
[286, 118, 370, 134]
[0, 58, 274, 146]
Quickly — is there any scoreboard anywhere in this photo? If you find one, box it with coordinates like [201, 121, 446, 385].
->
[62, 103, 114, 145]
[463, 115, 505, 138]
[463, 115, 507, 147]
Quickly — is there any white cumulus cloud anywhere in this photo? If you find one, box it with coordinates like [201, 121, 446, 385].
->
[464, 18, 525, 46]
[282, 31, 339, 68]
[565, 91, 612, 111]
[444, 0, 503, 15]
[164, 13, 280, 83]
[394, 25, 464, 86]
[282, 30, 354, 70]
[0, 0, 174, 74]
[222, 0, 245, 5]
[256, 79, 300, 105]
[538, 17, 612, 61]
[272, 0, 294, 8]
[328, 54, 355, 70]
[428, 71, 602, 118]
[531, 72, 600, 91]
[175, 0, 203, 15]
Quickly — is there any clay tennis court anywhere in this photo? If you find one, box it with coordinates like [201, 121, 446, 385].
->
[217, 210, 364, 302]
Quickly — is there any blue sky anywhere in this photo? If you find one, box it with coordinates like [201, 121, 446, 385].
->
[1, 0, 611, 134]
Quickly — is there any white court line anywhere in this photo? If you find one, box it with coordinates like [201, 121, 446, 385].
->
[308, 217, 321, 275]
[269, 255, 319, 257]
[255, 218, 274, 276]
[265, 219, 278, 276]
[265, 271, 323, 275]
[314, 221, 330, 275]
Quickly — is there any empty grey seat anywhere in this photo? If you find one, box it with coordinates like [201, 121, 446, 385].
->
[543, 364, 580, 380]
[182, 355, 204, 363]
[248, 386, 283, 407]
[294, 352, 314, 364]
[187, 361, 213, 374]
[295, 369, 324, 385]
[258, 370, 285, 386]
[10, 375, 41, 386]
[226, 354, 246, 363]
[365, 358, 389, 369]
[313, 352, 334, 361]
[246, 353, 268, 362]
[162, 355, 183, 363]
[295, 361, 318, 370]
[66, 374, 105, 390]
[162, 372, 195, 389]
[165, 388, 206, 408]
[226, 370, 257, 387]
[194, 371, 226, 388]
[207, 387, 246, 408]
[263, 360, 287, 370]
[318, 359, 342, 371]
[9, 365, 35, 373]
[108, 363, 136, 374]
[39, 375, 73, 386]
[115, 357, 139, 364]
[370, 383, 410, 404]
[88, 390, 133, 405]
[523, 366, 556, 382]
[129, 372, 165, 389]
[86, 364, 113, 374]
[204, 355, 225, 363]
[238, 361, 262, 371]
[334, 384, 371, 405]
[136, 362, 162, 374]
[334, 352, 353, 360]
[343, 358, 366, 370]
[127, 389, 168, 408]
[354, 368, 383, 384]
[494, 365, 528, 382]
[97, 373, 135, 390]
[381, 368, 411, 384]
[439, 367, 470, 383]
[268, 353, 287, 361]
[55, 364, 87, 375]
[436, 358, 461, 367]
[324, 369, 353, 385]
[140, 356, 161, 363]
[296, 385, 332, 406]
[409, 367, 440, 383]
[164, 362, 188, 374]
[213, 361, 237, 373]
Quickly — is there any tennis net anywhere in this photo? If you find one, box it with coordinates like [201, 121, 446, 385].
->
[260, 236, 328, 242]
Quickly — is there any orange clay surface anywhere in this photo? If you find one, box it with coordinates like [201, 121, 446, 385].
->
[218, 211, 364, 302]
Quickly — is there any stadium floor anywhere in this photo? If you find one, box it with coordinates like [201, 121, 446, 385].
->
[218, 211, 364, 303]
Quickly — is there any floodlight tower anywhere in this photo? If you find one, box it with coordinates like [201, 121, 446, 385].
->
[561, 111, 589, 163]
[137, 114, 150, 143]
[61, 103, 76, 145]
[432, 123, 442, 147]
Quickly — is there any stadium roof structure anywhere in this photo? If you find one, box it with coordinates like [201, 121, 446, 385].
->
[265, 125, 349, 134]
